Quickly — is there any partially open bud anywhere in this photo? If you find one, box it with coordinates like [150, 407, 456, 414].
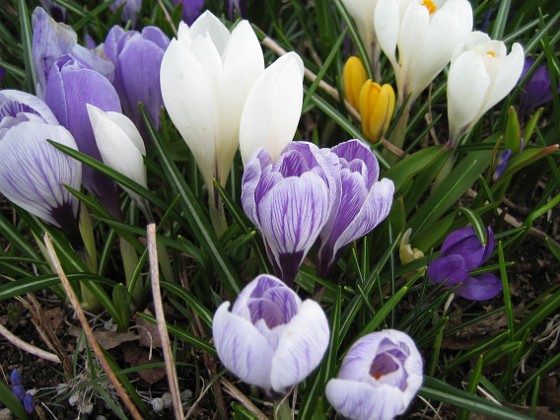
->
[343, 56, 367, 111]
[359, 81, 395, 143]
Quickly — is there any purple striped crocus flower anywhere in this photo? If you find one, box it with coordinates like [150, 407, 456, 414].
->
[316, 139, 394, 276]
[213, 274, 330, 394]
[242, 141, 340, 285]
[427, 226, 502, 301]
[326, 330, 423, 420]
[0, 90, 82, 244]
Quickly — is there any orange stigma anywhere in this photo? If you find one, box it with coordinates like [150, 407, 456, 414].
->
[372, 372, 383, 380]
[422, 0, 437, 14]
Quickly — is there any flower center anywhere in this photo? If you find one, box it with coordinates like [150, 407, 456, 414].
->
[422, 0, 437, 14]
[487, 50, 496, 58]
[369, 351, 400, 379]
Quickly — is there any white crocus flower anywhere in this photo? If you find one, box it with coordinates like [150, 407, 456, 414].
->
[374, 0, 473, 105]
[447, 32, 524, 144]
[160, 11, 264, 192]
[87, 104, 148, 211]
[239, 52, 304, 164]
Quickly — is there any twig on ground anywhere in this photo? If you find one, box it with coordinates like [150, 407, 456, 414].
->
[43, 233, 143, 420]
[221, 377, 269, 420]
[147, 223, 184, 420]
[0, 322, 60, 364]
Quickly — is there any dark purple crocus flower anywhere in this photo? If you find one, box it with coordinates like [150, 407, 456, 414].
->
[32, 7, 114, 98]
[0, 90, 82, 243]
[213, 274, 329, 394]
[316, 140, 394, 276]
[242, 141, 340, 285]
[104, 25, 170, 136]
[9, 370, 35, 414]
[520, 58, 560, 117]
[39, 0, 67, 22]
[427, 226, 502, 301]
[23, 393, 35, 414]
[493, 149, 512, 181]
[44, 54, 122, 217]
[173, 0, 205, 25]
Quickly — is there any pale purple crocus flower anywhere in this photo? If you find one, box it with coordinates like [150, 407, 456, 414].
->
[326, 329, 423, 420]
[316, 139, 394, 277]
[45, 54, 122, 217]
[0, 90, 82, 245]
[32, 7, 114, 98]
[241, 142, 340, 285]
[109, 0, 143, 26]
[104, 26, 170, 136]
[427, 226, 502, 301]
[213, 274, 330, 394]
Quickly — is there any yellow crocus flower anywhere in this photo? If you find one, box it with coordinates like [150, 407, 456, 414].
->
[358, 80, 395, 143]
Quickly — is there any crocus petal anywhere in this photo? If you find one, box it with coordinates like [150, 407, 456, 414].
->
[440, 226, 487, 269]
[240, 149, 273, 225]
[270, 300, 330, 392]
[374, 0, 400, 68]
[213, 302, 274, 391]
[0, 122, 81, 228]
[239, 52, 304, 164]
[187, 11, 230, 52]
[326, 379, 406, 420]
[455, 273, 502, 301]
[427, 254, 468, 285]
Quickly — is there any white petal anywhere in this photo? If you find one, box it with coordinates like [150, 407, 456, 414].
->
[326, 379, 406, 420]
[103, 111, 146, 155]
[212, 302, 274, 391]
[374, 0, 400, 67]
[188, 11, 230, 54]
[270, 300, 330, 391]
[240, 52, 304, 164]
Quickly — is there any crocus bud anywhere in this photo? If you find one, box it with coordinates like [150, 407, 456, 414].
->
[239, 52, 304, 164]
[160, 11, 264, 191]
[45, 54, 122, 217]
[519, 58, 560, 117]
[359, 81, 395, 143]
[173, 0, 205, 25]
[23, 393, 35, 414]
[399, 228, 424, 265]
[87, 104, 148, 210]
[374, 0, 473, 105]
[213, 274, 330, 394]
[104, 26, 170, 136]
[427, 226, 502, 300]
[343, 56, 367, 111]
[316, 139, 394, 277]
[326, 329, 423, 420]
[447, 32, 524, 144]
[241, 142, 340, 285]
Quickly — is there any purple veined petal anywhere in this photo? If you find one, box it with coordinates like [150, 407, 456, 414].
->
[326, 378, 406, 420]
[213, 302, 274, 391]
[104, 26, 128, 63]
[0, 122, 81, 228]
[141, 26, 171, 50]
[32, 6, 77, 97]
[427, 254, 468, 286]
[270, 299, 330, 392]
[455, 273, 502, 301]
[331, 139, 380, 188]
[439, 226, 486, 269]
[240, 148, 273, 225]
[257, 172, 330, 282]
[71, 44, 115, 83]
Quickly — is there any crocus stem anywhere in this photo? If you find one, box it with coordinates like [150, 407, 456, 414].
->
[273, 398, 292, 420]
[209, 188, 228, 236]
[79, 203, 97, 273]
[433, 148, 456, 190]
[384, 102, 411, 165]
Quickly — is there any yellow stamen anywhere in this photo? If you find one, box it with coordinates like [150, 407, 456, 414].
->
[487, 51, 496, 58]
[422, 0, 437, 14]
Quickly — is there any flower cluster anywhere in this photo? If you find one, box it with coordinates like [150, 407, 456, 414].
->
[10, 369, 35, 414]
[242, 139, 394, 283]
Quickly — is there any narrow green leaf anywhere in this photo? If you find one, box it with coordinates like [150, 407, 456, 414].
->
[460, 207, 488, 245]
[160, 281, 214, 328]
[0, 380, 29, 419]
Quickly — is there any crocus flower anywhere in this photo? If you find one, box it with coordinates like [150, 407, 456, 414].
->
[213, 274, 330, 394]
[447, 31, 524, 145]
[359, 80, 395, 143]
[160, 11, 264, 192]
[316, 140, 394, 276]
[242, 142, 340, 284]
[39, 0, 66, 22]
[374, 0, 473, 105]
[493, 149, 512, 181]
[32, 7, 114, 98]
[23, 393, 35, 414]
[104, 26, 170, 136]
[427, 226, 502, 300]
[519, 58, 560, 117]
[45, 54, 122, 217]
[343, 56, 368, 111]
[109, 0, 142, 26]
[225, 0, 247, 20]
[239, 52, 305, 164]
[0, 92, 82, 242]
[341, 0, 382, 79]
[173, 0, 205, 25]
[326, 329, 423, 420]
[87, 104, 148, 212]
